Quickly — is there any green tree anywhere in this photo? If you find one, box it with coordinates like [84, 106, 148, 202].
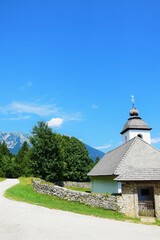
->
[0, 141, 11, 157]
[0, 141, 15, 177]
[2, 156, 15, 178]
[60, 136, 93, 182]
[30, 121, 63, 183]
[14, 141, 32, 177]
[95, 156, 100, 164]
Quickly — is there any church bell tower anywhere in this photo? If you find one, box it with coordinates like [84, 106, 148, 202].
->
[120, 96, 152, 144]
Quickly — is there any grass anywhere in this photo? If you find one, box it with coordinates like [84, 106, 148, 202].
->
[156, 219, 160, 226]
[4, 178, 140, 223]
[0, 178, 6, 182]
[3, 178, 160, 226]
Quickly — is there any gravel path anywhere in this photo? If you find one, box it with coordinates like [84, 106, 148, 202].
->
[0, 179, 160, 240]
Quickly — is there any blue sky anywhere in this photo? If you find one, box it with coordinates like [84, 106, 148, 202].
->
[0, 0, 160, 152]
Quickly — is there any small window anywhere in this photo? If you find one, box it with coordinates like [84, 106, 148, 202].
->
[141, 188, 150, 196]
[137, 134, 143, 139]
[125, 136, 127, 143]
[138, 187, 154, 202]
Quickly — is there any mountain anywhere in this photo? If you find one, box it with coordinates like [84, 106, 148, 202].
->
[0, 132, 31, 155]
[0, 132, 105, 160]
[85, 144, 105, 161]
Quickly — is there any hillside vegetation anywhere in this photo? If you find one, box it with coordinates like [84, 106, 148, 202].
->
[0, 121, 94, 183]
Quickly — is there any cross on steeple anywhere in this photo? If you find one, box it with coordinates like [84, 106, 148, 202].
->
[131, 95, 135, 107]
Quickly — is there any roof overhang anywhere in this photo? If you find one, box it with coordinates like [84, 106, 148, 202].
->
[114, 168, 160, 181]
[120, 127, 152, 135]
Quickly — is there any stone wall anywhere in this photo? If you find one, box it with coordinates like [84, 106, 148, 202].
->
[32, 180, 119, 211]
[117, 182, 137, 217]
[154, 182, 160, 218]
[63, 181, 91, 189]
[32, 180, 160, 218]
[118, 181, 160, 218]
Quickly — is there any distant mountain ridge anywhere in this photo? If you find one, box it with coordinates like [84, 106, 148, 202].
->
[0, 132, 30, 155]
[0, 132, 104, 160]
[85, 144, 105, 161]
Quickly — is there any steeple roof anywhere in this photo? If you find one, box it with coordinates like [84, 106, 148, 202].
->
[88, 137, 160, 180]
[120, 105, 152, 134]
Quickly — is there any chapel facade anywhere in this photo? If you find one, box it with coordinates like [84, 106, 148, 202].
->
[88, 99, 160, 218]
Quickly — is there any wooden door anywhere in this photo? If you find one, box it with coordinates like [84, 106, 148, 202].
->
[137, 187, 155, 217]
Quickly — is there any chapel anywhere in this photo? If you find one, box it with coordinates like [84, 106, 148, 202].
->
[88, 98, 160, 217]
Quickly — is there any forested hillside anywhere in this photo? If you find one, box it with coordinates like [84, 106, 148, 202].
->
[0, 132, 104, 160]
[0, 121, 95, 182]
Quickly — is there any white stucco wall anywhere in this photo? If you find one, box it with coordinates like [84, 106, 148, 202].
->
[118, 182, 122, 193]
[123, 129, 151, 144]
[91, 176, 120, 194]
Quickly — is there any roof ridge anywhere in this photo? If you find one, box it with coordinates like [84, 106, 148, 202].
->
[105, 136, 136, 154]
[98, 139, 132, 158]
[137, 136, 160, 152]
[114, 137, 137, 174]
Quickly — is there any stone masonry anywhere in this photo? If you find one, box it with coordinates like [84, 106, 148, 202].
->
[32, 180, 119, 211]
[63, 181, 91, 189]
[119, 181, 160, 218]
[32, 180, 160, 218]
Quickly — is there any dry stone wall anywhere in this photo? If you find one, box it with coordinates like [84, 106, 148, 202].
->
[32, 180, 160, 218]
[63, 181, 91, 189]
[32, 180, 119, 211]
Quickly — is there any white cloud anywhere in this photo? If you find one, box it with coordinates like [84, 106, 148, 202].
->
[10, 102, 58, 116]
[92, 104, 99, 109]
[151, 137, 160, 144]
[95, 144, 111, 151]
[1, 115, 31, 121]
[0, 101, 83, 124]
[47, 118, 64, 128]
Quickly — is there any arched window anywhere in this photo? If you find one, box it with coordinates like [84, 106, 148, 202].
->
[137, 134, 143, 139]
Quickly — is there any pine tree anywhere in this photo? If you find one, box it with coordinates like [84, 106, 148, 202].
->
[14, 141, 32, 177]
[0, 141, 15, 178]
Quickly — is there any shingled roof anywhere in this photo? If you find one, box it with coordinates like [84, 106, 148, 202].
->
[88, 138, 134, 176]
[120, 107, 151, 134]
[115, 168, 160, 181]
[88, 137, 160, 181]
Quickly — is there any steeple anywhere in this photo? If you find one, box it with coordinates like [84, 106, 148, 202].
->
[120, 96, 152, 144]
